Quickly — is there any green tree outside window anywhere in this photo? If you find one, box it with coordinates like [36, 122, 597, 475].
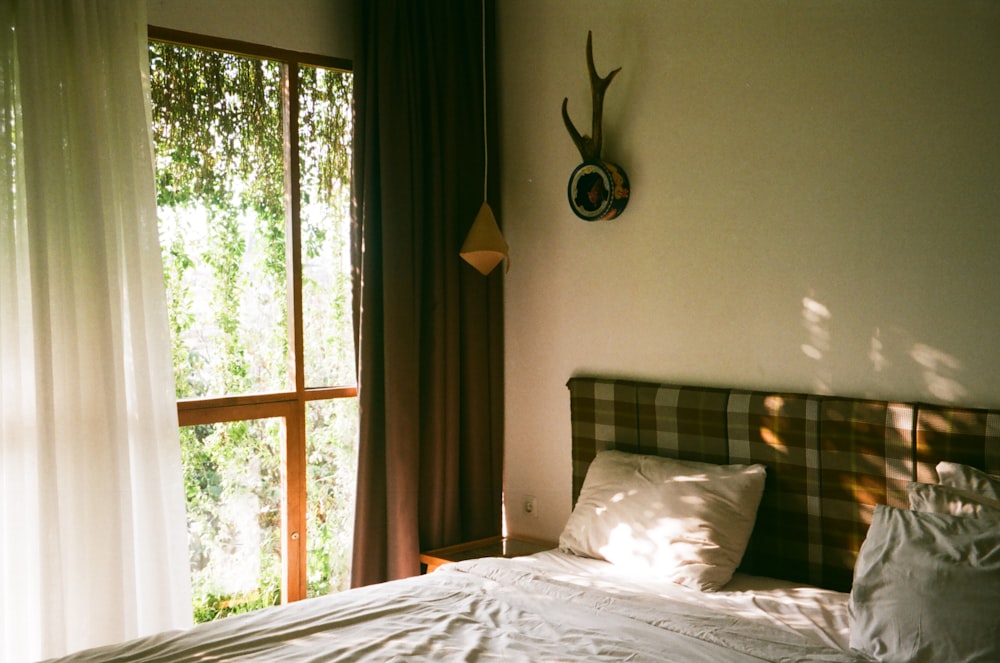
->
[149, 38, 356, 622]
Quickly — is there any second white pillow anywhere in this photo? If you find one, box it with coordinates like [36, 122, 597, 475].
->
[907, 481, 1000, 517]
[936, 461, 1000, 503]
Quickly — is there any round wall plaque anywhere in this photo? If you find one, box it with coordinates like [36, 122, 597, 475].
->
[567, 160, 630, 221]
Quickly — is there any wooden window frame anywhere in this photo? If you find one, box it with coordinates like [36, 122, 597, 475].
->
[148, 26, 355, 604]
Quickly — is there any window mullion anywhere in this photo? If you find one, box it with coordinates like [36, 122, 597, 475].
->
[282, 401, 308, 602]
[281, 61, 308, 603]
[284, 62, 305, 397]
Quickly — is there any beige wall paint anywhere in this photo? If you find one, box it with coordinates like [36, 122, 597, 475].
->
[146, 0, 352, 59]
[498, 1, 1000, 541]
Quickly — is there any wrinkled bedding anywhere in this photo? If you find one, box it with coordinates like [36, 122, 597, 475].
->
[525, 550, 857, 653]
[47, 551, 870, 662]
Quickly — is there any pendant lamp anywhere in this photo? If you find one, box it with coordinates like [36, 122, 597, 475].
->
[460, 0, 508, 275]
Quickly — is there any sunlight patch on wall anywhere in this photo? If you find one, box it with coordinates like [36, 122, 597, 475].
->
[800, 296, 831, 361]
[869, 327, 888, 373]
[801, 295, 832, 393]
[911, 343, 966, 403]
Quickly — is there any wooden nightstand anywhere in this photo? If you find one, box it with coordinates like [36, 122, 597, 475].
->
[420, 536, 556, 573]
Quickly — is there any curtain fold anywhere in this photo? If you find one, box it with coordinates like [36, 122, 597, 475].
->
[0, 1, 193, 659]
[351, 0, 504, 586]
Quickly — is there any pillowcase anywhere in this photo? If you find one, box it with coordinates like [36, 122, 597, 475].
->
[936, 461, 1000, 503]
[907, 481, 1000, 517]
[849, 505, 1000, 663]
[558, 450, 766, 591]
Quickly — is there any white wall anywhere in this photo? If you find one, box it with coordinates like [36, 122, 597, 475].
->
[498, 1, 1000, 541]
[146, 0, 352, 59]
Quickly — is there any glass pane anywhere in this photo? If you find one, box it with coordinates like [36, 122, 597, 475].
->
[306, 397, 358, 597]
[181, 418, 283, 622]
[298, 64, 355, 388]
[150, 42, 289, 398]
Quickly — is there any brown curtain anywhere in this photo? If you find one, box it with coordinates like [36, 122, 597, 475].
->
[349, 0, 504, 586]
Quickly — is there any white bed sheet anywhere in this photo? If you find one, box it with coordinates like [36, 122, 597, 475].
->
[523, 550, 854, 652]
[47, 551, 869, 662]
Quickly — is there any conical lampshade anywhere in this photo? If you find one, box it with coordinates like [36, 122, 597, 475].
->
[460, 201, 508, 275]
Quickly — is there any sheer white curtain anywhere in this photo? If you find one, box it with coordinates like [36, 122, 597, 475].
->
[0, 1, 192, 660]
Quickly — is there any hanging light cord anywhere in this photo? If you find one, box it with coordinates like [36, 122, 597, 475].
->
[481, 0, 488, 202]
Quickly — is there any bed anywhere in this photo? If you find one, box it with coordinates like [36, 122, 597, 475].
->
[46, 376, 1000, 662]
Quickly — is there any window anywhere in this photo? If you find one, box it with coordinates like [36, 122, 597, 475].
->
[148, 29, 356, 622]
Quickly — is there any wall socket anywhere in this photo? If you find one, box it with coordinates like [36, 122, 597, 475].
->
[522, 494, 538, 518]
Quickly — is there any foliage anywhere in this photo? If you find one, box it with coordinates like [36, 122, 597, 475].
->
[149, 40, 356, 622]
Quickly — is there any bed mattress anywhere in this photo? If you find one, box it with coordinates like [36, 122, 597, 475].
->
[48, 550, 868, 662]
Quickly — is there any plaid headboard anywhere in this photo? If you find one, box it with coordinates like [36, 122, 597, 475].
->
[567, 377, 1000, 592]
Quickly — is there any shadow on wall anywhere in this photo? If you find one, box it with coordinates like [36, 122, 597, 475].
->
[799, 293, 966, 403]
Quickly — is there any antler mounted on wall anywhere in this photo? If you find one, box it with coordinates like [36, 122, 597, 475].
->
[561, 31, 620, 162]
[562, 31, 630, 222]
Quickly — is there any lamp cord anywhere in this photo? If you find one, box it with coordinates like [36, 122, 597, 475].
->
[482, 0, 488, 202]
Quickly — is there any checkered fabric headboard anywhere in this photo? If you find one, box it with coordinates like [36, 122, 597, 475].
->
[567, 377, 1000, 592]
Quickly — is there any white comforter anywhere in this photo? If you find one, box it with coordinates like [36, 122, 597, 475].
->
[48, 552, 871, 662]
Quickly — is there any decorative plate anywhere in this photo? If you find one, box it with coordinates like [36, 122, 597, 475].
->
[567, 160, 630, 221]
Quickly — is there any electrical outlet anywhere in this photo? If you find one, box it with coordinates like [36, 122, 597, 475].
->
[522, 494, 538, 518]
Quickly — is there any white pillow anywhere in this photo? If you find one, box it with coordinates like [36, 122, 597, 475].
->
[936, 461, 1000, 502]
[558, 450, 766, 591]
[849, 505, 1000, 663]
[907, 481, 1000, 517]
